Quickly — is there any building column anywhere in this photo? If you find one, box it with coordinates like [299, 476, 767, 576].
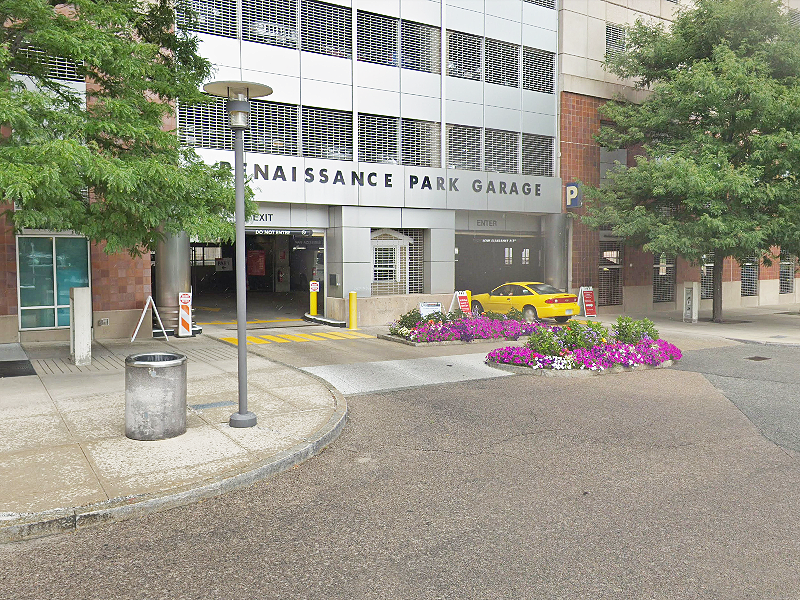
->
[544, 213, 568, 290]
[155, 229, 190, 332]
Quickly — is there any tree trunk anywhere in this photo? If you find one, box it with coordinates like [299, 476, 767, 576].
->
[712, 253, 724, 323]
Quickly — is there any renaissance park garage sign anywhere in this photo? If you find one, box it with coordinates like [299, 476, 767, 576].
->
[235, 156, 562, 214]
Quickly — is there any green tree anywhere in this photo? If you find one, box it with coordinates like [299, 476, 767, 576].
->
[582, 0, 800, 322]
[0, 0, 245, 254]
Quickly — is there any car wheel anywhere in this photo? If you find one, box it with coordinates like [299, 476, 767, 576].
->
[554, 316, 572, 323]
[523, 306, 538, 323]
[471, 301, 483, 314]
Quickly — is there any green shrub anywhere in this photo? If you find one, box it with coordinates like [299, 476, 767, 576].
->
[506, 307, 525, 321]
[483, 310, 507, 321]
[612, 316, 659, 343]
[526, 327, 562, 356]
[396, 307, 423, 329]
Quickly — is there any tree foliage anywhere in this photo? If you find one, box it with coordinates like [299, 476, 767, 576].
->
[0, 0, 247, 254]
[582, 0, 800, 320]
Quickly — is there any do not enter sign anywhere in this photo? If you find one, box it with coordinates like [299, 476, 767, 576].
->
[310, 280, 320, 293]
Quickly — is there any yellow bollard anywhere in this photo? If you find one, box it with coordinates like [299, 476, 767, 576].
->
[309, 290, 318, 316]
[348, 291, 357, 330]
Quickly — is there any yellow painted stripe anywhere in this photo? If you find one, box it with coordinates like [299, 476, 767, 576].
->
[290, 333, 327, 341]
[274, 334, 312, 342]
[220, 337, 239, 345]
[341, 331, 374, 339]
[326, 332, 362, 339]
[246, 336, 270, 344]
[259, 335, 292, 343]
[313, 332, 352, 340]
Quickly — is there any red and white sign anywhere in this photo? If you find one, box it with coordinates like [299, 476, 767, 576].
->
[310, 280, 320, 293]
[178, 292, 192, 337]
[449, 290, 471, 313]
[579, 287, 597, 318]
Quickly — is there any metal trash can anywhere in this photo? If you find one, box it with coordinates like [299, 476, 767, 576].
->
[125, 352, 188, 441]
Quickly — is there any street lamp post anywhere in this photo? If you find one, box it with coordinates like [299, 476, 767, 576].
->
[203, 80, 273, 428]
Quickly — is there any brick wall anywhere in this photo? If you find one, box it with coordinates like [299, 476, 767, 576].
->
[0, 205, 16, 317]
[90, 243, 151, 311]
[561, 92, 603, 289]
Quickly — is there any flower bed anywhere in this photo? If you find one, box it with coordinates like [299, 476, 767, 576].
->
[486, 338, 682, 371]
[388, 308, 682, 372]
[486, 317, 681, 371]
[392, 315, 540, 343]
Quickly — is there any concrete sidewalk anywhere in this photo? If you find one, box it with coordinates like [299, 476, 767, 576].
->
[2, 302, 799, 543]
[0, 334, 346, 543]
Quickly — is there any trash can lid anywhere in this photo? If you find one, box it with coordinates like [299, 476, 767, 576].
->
[125, 352, 187, 368]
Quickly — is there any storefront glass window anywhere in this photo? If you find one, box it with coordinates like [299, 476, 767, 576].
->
[18, 236, 90, 329]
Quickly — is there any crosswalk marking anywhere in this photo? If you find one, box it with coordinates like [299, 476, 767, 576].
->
[290, 333, 327, 341]
[246, 336, 269, 344]
[259, 335, 292, 343]
[275, 333, 314, 342]
[313, 332, 352, 340]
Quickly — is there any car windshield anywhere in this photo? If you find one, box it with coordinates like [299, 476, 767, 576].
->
[526, 284, 564, 295]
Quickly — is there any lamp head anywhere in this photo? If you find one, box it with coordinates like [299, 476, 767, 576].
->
[203, 81, 273, 130]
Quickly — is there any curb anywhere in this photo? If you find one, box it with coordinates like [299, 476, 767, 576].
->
[0, 341, 349, 544]
[485, 359, 676, 376]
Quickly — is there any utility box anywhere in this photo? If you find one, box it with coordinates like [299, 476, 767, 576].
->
[683, 282, 700, 323]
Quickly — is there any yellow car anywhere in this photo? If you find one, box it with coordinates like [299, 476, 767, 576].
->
[470, 282, 580, 323]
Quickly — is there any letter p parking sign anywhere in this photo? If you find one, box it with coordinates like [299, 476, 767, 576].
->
[565, 183, 581, 208]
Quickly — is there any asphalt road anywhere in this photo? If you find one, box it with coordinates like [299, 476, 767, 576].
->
[3, 344, 800, 599]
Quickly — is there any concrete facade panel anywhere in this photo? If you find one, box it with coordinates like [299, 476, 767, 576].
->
[485, 15, 522, 45]
[445, 4, 485, 36]
[355, 62, 401, 93]
[445, 98, 484, 127]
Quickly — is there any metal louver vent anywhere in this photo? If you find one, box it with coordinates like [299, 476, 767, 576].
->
[15, 47, 82, 82]
[653, 253, 676, 303]
[780, 252, 795, 294]
[522, 133, 554, 177]
[177, 0, 237, 38]
[599, 241, 623, 306]
[523, 0, 556, 8]
[398, 228, 424, 294]
[523, 47, 554, 94]
[357, 11, 398, 66]
[401, 119, 441, 168]
[701, 253, 714, 299]
[178, 96, 233, 150]
[301, 0, 352, 59]
[447, 124, 481, 171]
[606, 24, 626, 59]
[359, 114, 400, 164]
[242, 0, 298, 48]
[485, 38, 519, 87]
[246, 100, 299, 155]
[302, 106, 353, 161]
[791, 10, 800, 28]
[401, 20, 441, 74]
[446, 30, 481, 80]
[740, 257, 759, 297]
[485, 129, 520, 174]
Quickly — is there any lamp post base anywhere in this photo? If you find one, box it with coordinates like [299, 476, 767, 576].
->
[229, 411, 257, 428]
